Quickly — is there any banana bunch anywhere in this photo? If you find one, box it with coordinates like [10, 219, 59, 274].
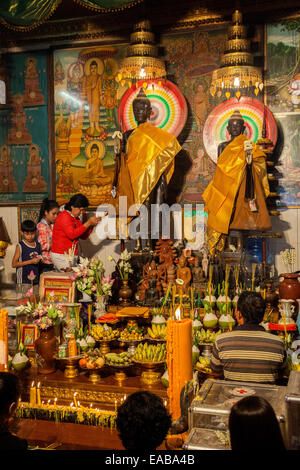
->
[196, 356, 212, 372]
[147, 323, 166, 339]
[105, 352, 132, 366]
[134, 342, 167, 363]
[196, 328, 221, 344]
[91, 324, 119, 341]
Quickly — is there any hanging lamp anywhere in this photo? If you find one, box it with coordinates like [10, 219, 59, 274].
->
[211, 10, 263, 100]
[116, 19, 166, 87]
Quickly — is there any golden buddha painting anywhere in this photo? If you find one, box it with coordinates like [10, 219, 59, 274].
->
[54, 46, 125, 206]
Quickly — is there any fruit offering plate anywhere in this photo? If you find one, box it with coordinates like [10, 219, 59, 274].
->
[105, 352, 133, 367]
[132, 358, 166, 367]
[55, 354, 84, 364]
[145, 335, 166, 342]
[117, 337, 145, 344]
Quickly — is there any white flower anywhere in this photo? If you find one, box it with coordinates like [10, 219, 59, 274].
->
[120, 249, 131, 261]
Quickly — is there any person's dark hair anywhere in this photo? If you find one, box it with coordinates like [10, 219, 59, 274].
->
[116, 391, 171, 451]
[38, 198, 59, 222]
[65, 193, 89, 212]
[229, 396, 286, 451]
[236, 291, 266, 324]
[0, 373, 20, 429]
[21, 219, 36, 233]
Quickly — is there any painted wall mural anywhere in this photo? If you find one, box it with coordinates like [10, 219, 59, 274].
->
[160, 29, 227, 204]
[53, 46, 128, 207]
[0, 52, 49, 203]
[266, 21, 300, 207]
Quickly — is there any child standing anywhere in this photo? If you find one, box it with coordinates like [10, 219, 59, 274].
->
[37, 198, 59, 274]
[12, 220, 42, 297]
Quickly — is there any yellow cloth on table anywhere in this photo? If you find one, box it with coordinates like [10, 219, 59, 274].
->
[126, 122, 181, 206]
[202, 134, 270, 236]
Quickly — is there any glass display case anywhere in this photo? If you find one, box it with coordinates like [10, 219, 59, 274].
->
[189, 378, 287, 437]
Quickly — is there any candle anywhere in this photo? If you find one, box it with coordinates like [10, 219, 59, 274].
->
[114, 400, 117, 412]
[36, 382, 41, 405]
[0, 309, 8, 371]
[252, 263, 256, 291]
[30, 381, 36, 407]
[166, 317, 192, 421]
[88, 304, 92, 333]
[73, 392, 79, 408]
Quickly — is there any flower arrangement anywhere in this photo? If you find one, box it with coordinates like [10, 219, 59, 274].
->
[109, 249, 133, 281]
[32, 302, 64, 330]
[70, 257, 114, 297]
[280, 248, 296, 273]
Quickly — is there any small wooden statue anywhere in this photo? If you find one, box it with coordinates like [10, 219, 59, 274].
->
[176, 255, 192, 294]
[143, 276, 161, 307]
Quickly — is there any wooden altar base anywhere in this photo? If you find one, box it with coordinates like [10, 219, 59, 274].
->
[16, 367, 168, 450]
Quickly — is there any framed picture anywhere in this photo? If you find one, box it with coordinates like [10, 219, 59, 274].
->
[39, 271, 75, 303]
[21, 324, 38, 350]
[18, 204, 41, 241]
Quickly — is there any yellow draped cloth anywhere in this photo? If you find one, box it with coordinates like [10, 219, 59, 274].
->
[126, 122, 181, 206]
[202, 134, 270, 254]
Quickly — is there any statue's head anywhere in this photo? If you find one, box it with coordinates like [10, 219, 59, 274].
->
[227, 109, 245, 138]
[179, 255, 186, 267]
[91, 143, 99, 158]
[132, 87, 152, 125]
[90, 60, 98, 74]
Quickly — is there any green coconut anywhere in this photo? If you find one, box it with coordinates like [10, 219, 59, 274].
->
[202, 295, 216, 309]
[161, 369, 169, 388]
[192, 318, 202, 332]
[192, 344, 200, 367]
[216, 294, 231, 313]
[231, 295, 239, 308]
[77, 338, 89, 352]
[219, 314, 235, 330]
[152, 314, 167, 327]
[12, 352, 29, 371]
[86, 335, 96, 349]
[203, 312, 218, 328]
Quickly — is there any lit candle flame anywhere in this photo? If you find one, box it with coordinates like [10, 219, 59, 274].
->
[175, 307, 181, 321]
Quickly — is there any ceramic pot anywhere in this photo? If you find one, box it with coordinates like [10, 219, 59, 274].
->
[119, 279, 132, 306]
[35, 326, 57, 374]
[279, 274, 300, 301]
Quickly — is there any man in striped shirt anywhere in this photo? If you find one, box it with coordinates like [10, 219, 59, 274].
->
[210, 291, 286, 384]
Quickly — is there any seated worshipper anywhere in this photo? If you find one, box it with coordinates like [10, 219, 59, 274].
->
[50, 193, 101, 271]
[210, 291, 286, 384]
[0, 373, 28, 450]
[229, 396, 286, 451]
[116, 391, 171, 451]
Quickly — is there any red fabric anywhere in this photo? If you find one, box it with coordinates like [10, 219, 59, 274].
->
[51, 210, 92, 255]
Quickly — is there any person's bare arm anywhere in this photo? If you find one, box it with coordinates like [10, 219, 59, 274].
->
[12, 245, 40, 268]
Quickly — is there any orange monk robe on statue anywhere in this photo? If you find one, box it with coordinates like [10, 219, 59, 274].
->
[202, 133, 271, 254]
